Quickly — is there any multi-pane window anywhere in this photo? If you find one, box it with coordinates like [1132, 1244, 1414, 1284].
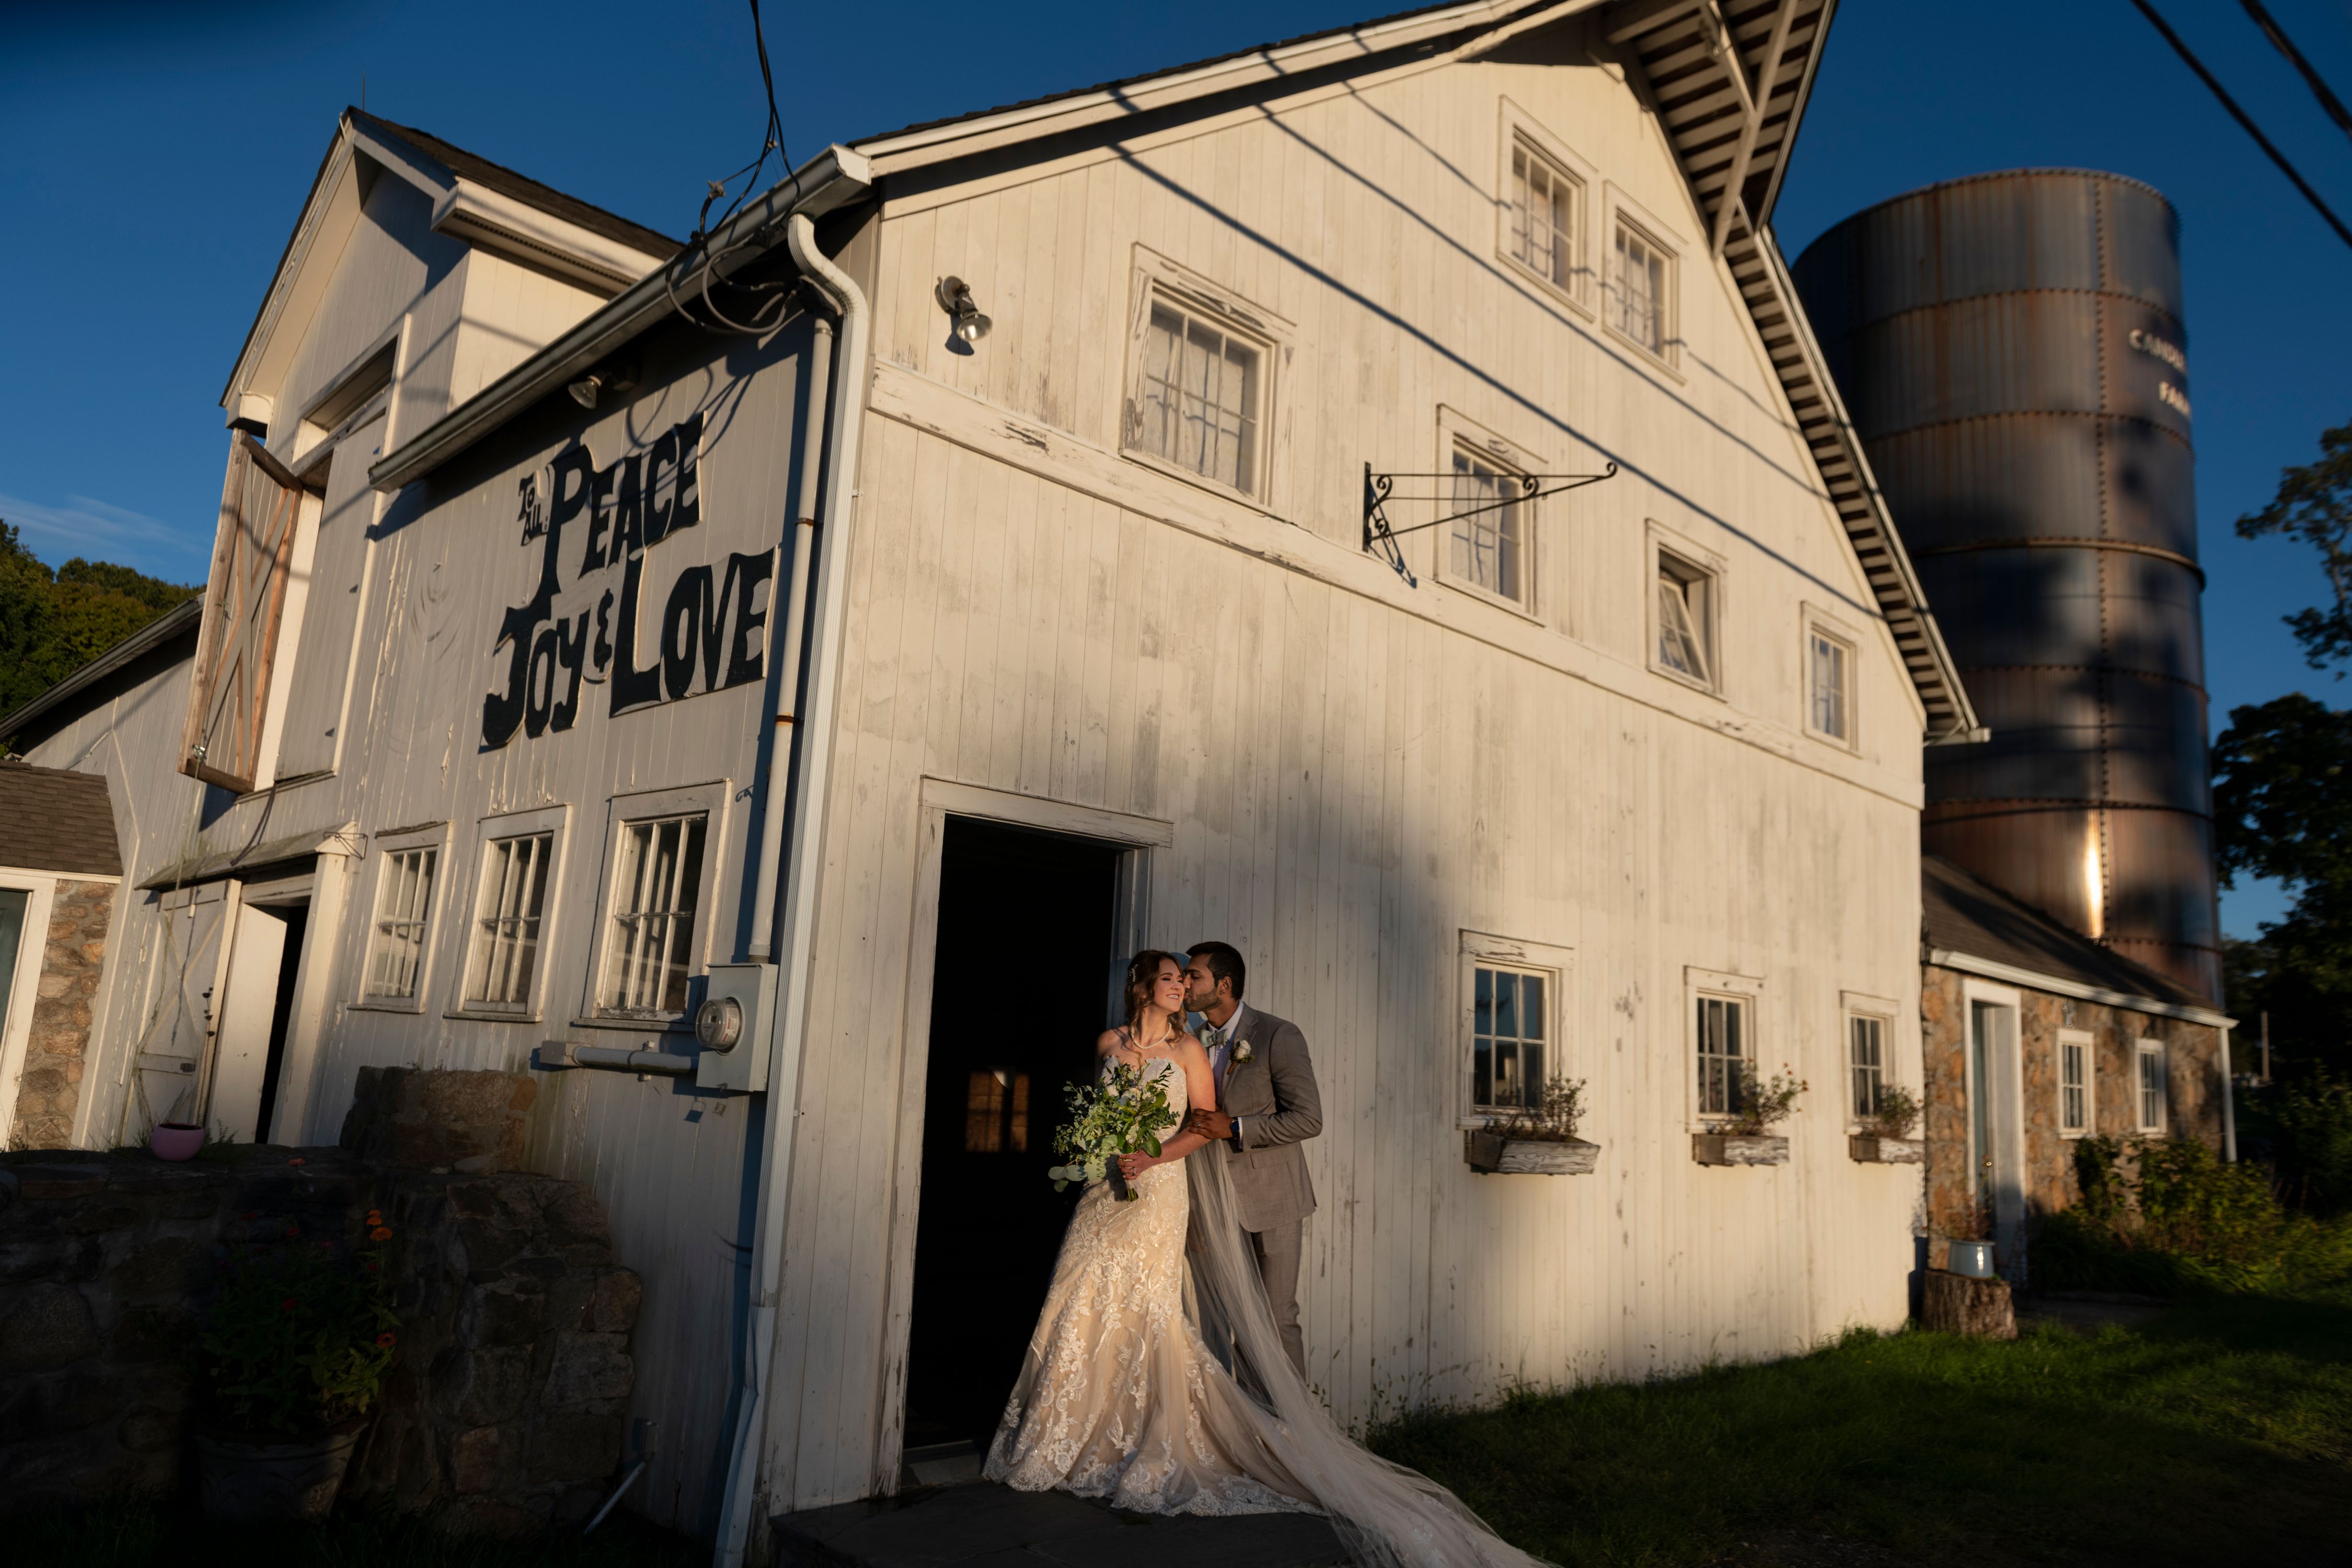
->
[2060, 1030, 2092, 1136]
[464, 832, 552, 1011]
[1612, 223, 1669, 355]
[364, 847, 437, 1000]
[1507, 140, 1576, 291]
[1657, 554, 1714, 685]
[965, 1068, 1032, 1152]
[1849, 1014, 1886, 1121]
[1472, 963, 1548, 1111]
[1136, 297, 1263, 495]
[599, 814, 707, 1014]
[1809, 627, 1851, 741]
[1449, 448, 1526, 605]
[1696, 993, 1748, 1117]
[2136, 1041, 2166, 1133]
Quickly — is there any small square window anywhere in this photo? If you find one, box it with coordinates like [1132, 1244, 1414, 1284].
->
[1506, 139, 1578, 293]
[1808, 626, 1853, 743]
[2135, 1040, 2166, 1133]
[2059, 1029, 2093, 1137]
[1656, 550, 1716, 688]
[1134, 294, 1265, 497]
[364, 847, 438, 1001]
[1471, 962, 1550, 1112]
[598, 813, 708, 1016]
[464, 832, 554, 1012]
[1849, 1014, 1886, 1121]
[965, 1068, 1032, 1152]
[1611, 221, 1672, 358]
[1448, 445, 1530, 606]
[1696, 993, 1749, 1118]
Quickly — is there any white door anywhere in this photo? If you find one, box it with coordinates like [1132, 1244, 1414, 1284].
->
[207, 901, 292, 1144]
[134, 882, 239, 1136]
[1965, 987, 2028, 1274]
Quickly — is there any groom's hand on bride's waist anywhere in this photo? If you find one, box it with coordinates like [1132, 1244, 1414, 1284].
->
[1183, 1108, 1236, 1143]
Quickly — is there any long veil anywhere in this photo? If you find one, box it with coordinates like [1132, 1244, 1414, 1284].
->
[1183, 1149, 1551, 1568]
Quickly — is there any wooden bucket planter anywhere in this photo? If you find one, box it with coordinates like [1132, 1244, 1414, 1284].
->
[1466, 1131, 1599, 1175]
[1847, 1134, 1924, 1164]
[1691, 1132, 1789, 1167]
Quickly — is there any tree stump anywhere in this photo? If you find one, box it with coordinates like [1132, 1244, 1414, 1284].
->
[1921, 1268, 2016, 1339]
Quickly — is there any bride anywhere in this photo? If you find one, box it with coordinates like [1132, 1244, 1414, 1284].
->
[984, 951, 1548, 1568]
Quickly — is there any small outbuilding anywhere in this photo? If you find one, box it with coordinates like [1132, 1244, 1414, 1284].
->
[0, 760, 124, 1148]
[1920, 855, 2234, 1279]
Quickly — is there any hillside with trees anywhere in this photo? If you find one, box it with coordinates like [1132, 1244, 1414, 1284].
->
[0, 520, 200, 722]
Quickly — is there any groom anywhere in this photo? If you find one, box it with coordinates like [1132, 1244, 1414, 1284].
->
[1180, 941, 1322, 1379]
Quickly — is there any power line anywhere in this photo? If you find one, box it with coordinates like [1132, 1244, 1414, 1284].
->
[2128, 0, 2352, 253]
[2239, 0, 2352, 151]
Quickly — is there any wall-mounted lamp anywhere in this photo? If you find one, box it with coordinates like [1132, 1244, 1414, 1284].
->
[935, 276, 993, 348]
[567, 362, 639, 409]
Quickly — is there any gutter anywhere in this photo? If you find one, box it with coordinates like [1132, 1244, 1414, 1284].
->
[368, 143, 873, 494]
[1926, 948, 2234, 1030]
[713, 210, 872, 1568]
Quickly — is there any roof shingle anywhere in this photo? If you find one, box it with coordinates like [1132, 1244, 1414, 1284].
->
[0, 762, 121, 879]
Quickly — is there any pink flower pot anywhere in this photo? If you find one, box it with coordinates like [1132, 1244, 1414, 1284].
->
[151, 1123, 205, 1161]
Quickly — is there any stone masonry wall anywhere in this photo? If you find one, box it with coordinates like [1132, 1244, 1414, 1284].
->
[0, 1143, 638, 1532]
[1921, 966, 2223, 1272]
[7, 878, 114, 1150]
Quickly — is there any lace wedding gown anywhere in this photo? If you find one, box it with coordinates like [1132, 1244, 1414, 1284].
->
[985, 1052, 1552, 1568]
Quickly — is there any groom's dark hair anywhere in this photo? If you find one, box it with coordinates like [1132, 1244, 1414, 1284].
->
[1187, 941, 1247, 1001]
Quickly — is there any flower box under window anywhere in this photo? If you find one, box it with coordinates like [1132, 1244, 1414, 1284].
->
[1848, 1134, 1924, 1165]
[1466, 1130, 1599, 1175]
[1692, 1132, 1788, 1167]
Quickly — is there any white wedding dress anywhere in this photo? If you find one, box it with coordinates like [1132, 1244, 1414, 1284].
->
[984, 1050, 1551, 1568]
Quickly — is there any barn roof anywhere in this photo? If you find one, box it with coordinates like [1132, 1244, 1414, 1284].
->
[0, 760, 122, 879]
[1922, 855, 2223, 1024]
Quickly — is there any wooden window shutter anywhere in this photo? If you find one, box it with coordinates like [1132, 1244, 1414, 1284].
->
[181, 433, 305, 792]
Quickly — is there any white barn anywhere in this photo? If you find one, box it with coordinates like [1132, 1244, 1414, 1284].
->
[7, 0, 1978, 1548]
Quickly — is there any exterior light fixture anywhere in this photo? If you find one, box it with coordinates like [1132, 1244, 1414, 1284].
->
[567, 362, 638, 410]
[568, 373, 605, 409]
[935, 276, 993, 344]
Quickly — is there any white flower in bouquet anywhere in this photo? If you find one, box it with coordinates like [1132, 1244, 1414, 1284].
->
[1045, 1059, 1179, 1202]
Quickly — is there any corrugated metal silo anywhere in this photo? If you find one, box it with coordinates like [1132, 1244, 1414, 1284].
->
[1793, 169, 2219, 1002]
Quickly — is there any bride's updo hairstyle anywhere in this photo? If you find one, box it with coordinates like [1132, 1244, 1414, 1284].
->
[1120, 949, 1187, 1035]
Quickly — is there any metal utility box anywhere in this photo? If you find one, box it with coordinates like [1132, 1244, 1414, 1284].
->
[694, 962, 778, 1092]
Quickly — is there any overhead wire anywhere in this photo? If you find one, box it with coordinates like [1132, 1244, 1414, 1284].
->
[664, 0, 804, 338]
[2128, 0, 2352, 253]
[2238, 0, 2352, 151]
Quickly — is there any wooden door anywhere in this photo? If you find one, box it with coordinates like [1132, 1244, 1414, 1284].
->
[182, 434, 305, 793]
[206, 900, 293, 1143]
[135, 883, 238, 1134]
[276, 413, 383, 778]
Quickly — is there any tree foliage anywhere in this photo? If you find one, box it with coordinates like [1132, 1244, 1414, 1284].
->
[2239, 417, 2352, 673]
[0, 520, 199, 728]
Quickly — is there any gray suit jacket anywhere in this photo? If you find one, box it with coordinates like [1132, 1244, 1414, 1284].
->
[1213, 1006, 1321, 1232]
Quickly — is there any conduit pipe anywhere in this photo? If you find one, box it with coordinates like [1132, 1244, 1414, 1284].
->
[714, 210, 870, 1568]
[747, 311, 835, 959]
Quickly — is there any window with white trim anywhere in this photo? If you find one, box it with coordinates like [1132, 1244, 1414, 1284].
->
[598, 813, 708, 1016]
[1448, 445, 1530, 607]
[1849, 1012, 1887, 1121]
[1505, 137, 1579, 293]
[2135, 1039, 2167, 1133]
[1472, 962, 1550, 1112]
[364, 847, 437, 1001]
[1807, 624, 1854, 743]
[463, 832, 553, 1012]
[1133, 294, 1266, 497]
[2059, 1028, 2093, 1137]
[1696, 993, 1749, 1118]
[1611, 220, 1672, 358]
[1656, 548, 1716, 689]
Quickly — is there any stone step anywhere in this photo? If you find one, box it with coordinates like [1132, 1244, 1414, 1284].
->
[774, 1481, 1350, 1568]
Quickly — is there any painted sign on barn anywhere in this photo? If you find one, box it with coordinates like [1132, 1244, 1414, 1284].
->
[483, 411, 774, 747]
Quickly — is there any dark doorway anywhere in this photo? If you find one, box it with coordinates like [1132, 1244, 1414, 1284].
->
[902, 817, 1120, 1458]
[253, 903, 308, 1144]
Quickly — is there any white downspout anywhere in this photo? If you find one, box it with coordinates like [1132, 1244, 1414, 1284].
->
[2219, 1022, 2238, 1162]
[714, 211, 869, 1568]
[746, 312, 834, 959]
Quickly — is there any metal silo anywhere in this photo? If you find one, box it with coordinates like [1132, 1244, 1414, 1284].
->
[1793, 169, 2219, 1003]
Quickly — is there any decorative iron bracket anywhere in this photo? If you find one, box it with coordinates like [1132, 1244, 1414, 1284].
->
[1362, 462, 1618, 586]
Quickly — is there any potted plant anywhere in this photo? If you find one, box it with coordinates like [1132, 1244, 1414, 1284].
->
[1467, 1076, 1598, 1174]
[1693, 1063, 1806, 1166]
[195, 1206, 402, 1521]
[1849, 1083, 1924, 1164]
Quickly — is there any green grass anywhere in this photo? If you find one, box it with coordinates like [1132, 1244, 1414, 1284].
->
[1370, 1279, 2352, 1567]
[14, 1503, 702, 1567]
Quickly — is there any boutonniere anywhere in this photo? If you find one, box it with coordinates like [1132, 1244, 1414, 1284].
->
[1230, 1039, 1254, 1064]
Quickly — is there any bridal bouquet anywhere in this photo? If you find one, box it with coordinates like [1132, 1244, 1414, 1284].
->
[1046, 1060, 1179, 1202]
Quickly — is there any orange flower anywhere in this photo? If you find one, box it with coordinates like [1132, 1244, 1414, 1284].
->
[369, 1225, 393, 1242]
[376, 1332, 397, 1348]
[365, 1210, 382, 1225]
[286, 1157, 306, 1167]
[280, 1297, 297, 1312]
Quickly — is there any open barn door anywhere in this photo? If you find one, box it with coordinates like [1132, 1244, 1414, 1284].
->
[181, 433, 304, 793]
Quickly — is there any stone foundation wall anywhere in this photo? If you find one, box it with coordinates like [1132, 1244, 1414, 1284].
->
[7, 878, 115, 1149]
[1920, 966, 2224, 1272]
[0, 1144, 638, 1532]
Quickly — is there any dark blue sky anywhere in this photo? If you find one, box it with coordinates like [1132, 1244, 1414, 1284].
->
[3, 1, 2342, 936]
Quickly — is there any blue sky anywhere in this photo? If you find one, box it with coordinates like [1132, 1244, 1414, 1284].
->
[2, 0, 2341, 936]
